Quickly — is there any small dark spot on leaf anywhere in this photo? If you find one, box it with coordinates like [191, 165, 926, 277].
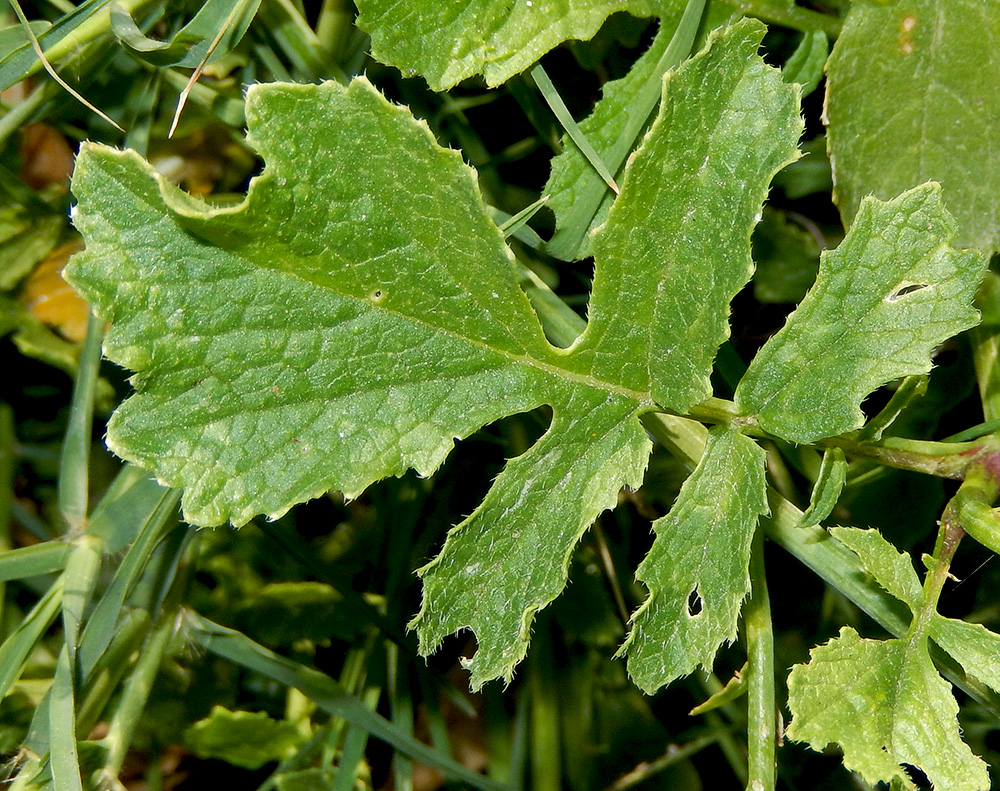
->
[886, 282, 929, 302]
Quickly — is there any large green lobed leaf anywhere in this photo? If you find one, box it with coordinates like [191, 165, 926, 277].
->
[67, 20, 801, 688]
[825, 0, 1000, 251]
[355, 0, 664, 91]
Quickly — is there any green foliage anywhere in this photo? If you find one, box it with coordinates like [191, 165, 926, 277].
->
[622, 427, 767, 692]
[3, 1, 1000, 789]
[825, 0, 1000, 251]
[184, 706, 304, 769]
[787, 626, 991, 791]
[736, 183, 984, 444]
[356, 0, 663, 90]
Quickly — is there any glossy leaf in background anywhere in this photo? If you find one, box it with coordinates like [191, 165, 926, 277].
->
[825, 0, 1000, 251]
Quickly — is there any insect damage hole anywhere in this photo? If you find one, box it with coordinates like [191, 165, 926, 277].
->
[369, 288, 386, 303]
[885, 282, 930, 302]
[687, 587, 703, 617]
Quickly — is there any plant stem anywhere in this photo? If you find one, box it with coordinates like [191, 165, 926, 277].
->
[743, 529, 775, 791]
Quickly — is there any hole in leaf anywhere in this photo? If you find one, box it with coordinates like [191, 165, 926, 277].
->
[900, 762, 930, 789]
[687, 588, 703, 617]
[885, 282, 929, 302]
[369, 289, 385, 302]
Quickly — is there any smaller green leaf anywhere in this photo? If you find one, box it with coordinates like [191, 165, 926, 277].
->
[235, 581, 364, 646]
[856, 375, 928, 442]
[355, 0, 661, 91]
[689, 662, 747, 715]
[798, 447, 846, 527]
[828, 526, 922, 607]
[787, 626, 990, 791]
[736, 183, 987, 444]
[184, 706, 303, 770]
[781, 29, 827, 96]
[412, 392, 651, 689]
[111, 0, 262, 68]
[930, 617, 1000, 695]
[622, 426, 768, 693]
[832, 526, 1000, 697]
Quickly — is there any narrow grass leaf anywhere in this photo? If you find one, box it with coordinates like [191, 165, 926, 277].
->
[0, 577, 63, 701]
[497, 195, 549, 238]
[186, 611, 507, 791]
[100, 612, 175, 777]
[0, 0, 109, 90]
[61, 534, 102, 656]
[736, 184, 987, 444]
[77, 489, 179, 676]
[58, 312, 103, 532]
[111, 0, 262, 68]
[530, 65, 619, 195]
[0, 542, 71, 583]
[49, 646, 84, 791]
[6, 0, 122, 131]
[85, 464, 177, 553]
[544, 0, 707, 261]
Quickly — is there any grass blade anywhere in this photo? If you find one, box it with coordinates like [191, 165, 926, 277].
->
[545, 0, 706, 260]
[0, 542, 72, 583]
[743, 529, 775, 791]
[58, 312, 103, 533]
[77, 488, 179, 677]
[0, 577, 63, 701]
[49, 646, 84, 791]
[530, 65, 618, 195]
[186, 611, 509, 791]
